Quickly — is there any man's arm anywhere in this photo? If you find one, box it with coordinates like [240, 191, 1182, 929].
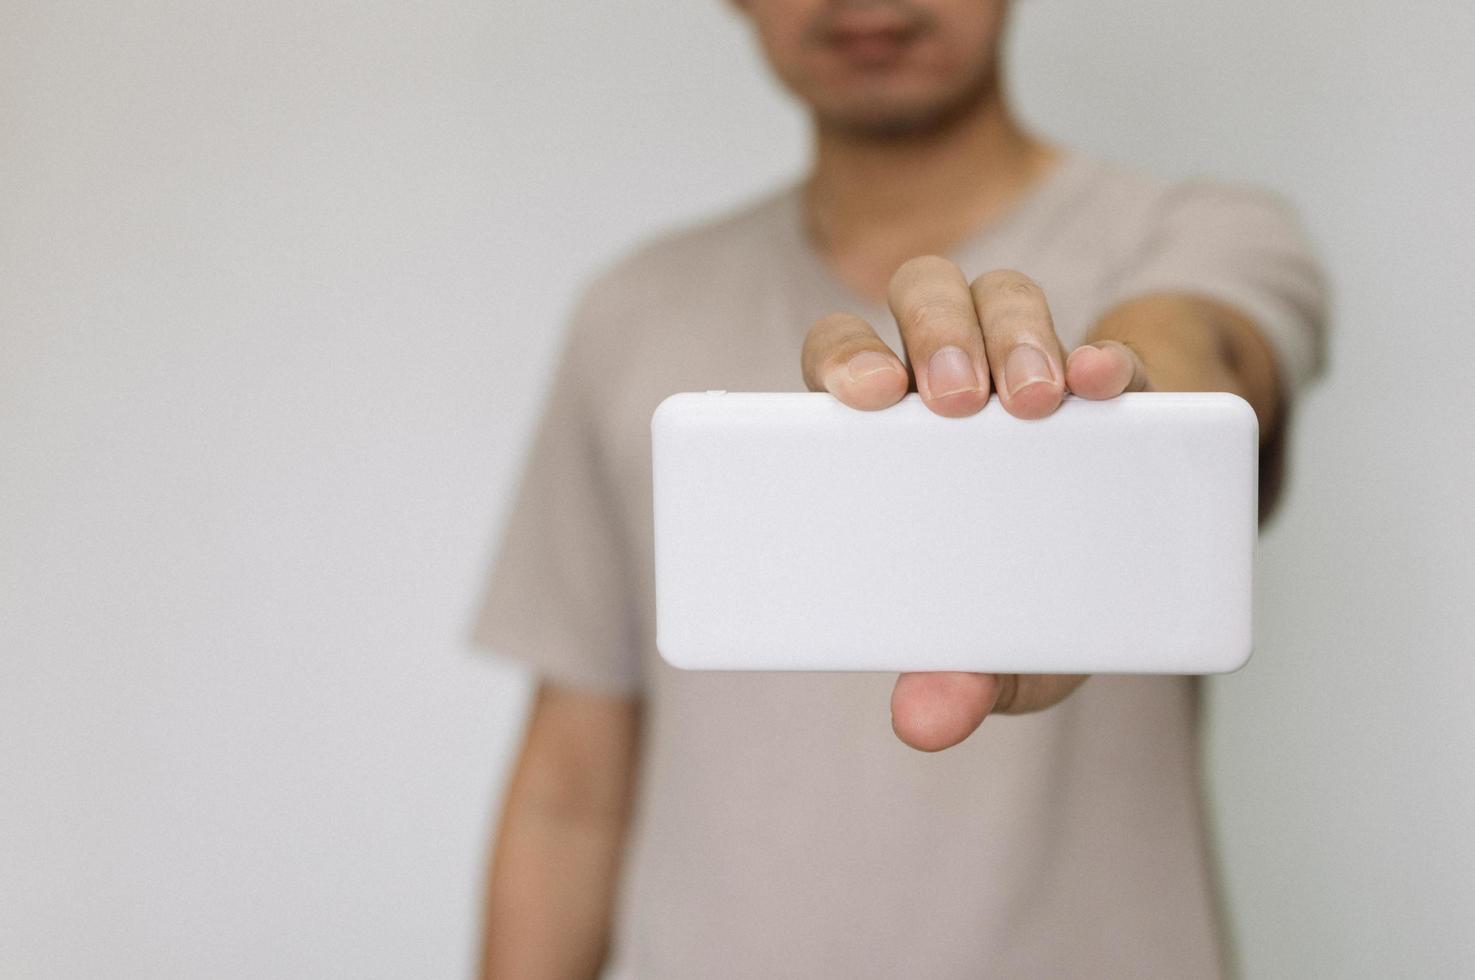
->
[802, 261, 1287, 752]
[480, 683, 641, 980]
[1089, 292, 1282, 447]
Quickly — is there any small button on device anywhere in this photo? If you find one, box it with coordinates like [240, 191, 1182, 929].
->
[705, 389, 727, 395]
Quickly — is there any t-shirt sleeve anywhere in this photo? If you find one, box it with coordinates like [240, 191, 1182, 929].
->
[1105, 181, 1330, 397]
[470, 283, 643, 695]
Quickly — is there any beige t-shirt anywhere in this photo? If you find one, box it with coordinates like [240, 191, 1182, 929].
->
[476, 153, 1327, 979]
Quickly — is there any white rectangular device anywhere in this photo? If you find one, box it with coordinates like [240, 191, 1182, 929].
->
[651, 391, 1258, 674]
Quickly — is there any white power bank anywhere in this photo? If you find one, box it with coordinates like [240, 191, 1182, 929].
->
[650, 391, 1258, 674]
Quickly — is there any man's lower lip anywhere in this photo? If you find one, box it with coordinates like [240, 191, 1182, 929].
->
[829, 33, 910, 62]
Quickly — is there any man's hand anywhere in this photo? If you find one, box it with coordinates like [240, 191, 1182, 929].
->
[800, 256, 1281, 752]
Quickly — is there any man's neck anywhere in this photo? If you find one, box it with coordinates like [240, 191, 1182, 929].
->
[803, 86, 1055, 304]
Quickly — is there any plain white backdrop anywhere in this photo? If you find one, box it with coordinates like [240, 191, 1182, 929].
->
[2, 2, 1472, 977]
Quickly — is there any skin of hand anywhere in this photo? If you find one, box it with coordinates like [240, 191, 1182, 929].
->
[800, 256, 1282, 752]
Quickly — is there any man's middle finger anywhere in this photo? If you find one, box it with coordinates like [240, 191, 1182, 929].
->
[888, 255, 991, 418]
[970, 269, 1067, 419]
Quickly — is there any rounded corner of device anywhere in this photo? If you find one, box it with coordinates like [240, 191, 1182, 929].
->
[650, 392, 691, 433]
[1216, 390, 1259, 432]
[655, 635, 702, 671]
[1209, 642, 1254, 675]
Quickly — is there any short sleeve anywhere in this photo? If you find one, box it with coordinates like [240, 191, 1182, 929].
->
[470, 283, 643, 695]
[1107, 182, 1330, 397]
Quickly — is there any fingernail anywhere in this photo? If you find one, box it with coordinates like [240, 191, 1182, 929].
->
[927, 345, 979, 397]
[1004, 345, 1054, 397]
[847, 351, 899, 382]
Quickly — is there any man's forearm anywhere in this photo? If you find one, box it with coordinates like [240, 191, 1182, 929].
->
[1088, 293, 1283, 445]
[482, 802, 630, 979]
[481, 686, 640, 980]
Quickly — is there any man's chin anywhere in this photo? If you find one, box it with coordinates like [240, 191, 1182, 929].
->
[816, 100, 973, 141]
[811, 74, 998, 141]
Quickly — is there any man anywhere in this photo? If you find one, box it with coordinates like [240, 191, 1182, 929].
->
[476, 1, 1326, 977]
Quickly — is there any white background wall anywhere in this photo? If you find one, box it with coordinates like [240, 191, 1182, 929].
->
[2, 2, 1470, 978]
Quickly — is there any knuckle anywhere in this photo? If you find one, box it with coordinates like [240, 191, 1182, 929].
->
[804, 314, 858, 360]
[803, 313, 876, 387]
[976, 268, 1043, 300]
[905, 296, 970, 336]
[808, 312, 858, 341]
[991, 306, 1054, 338]
[890, 254, 961, 294]
[975, 270, 1054, 340]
